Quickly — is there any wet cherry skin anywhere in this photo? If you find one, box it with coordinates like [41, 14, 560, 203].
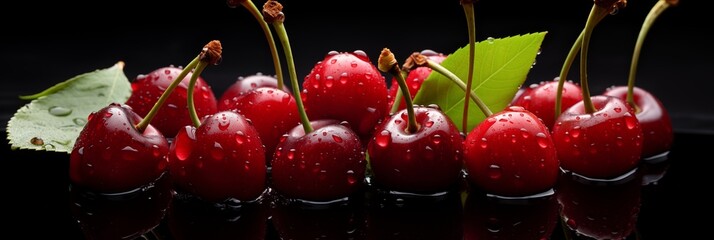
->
[70, 103, 169, 194]
[603, 86, 673, 160]
[270, 119, 366, 202]
[217, 73, 290, 111]
[551, 95, 643, 180]
[510, 79, 583, 130]
[301, 50, 389, 144]
[126, 66, 218, 138]
[220, 87, 300, 164]
[463, 106, 559, 197]
[387, 50, 447, 111]
[367, 106, 464, 194]
[168, 111, 266, 203]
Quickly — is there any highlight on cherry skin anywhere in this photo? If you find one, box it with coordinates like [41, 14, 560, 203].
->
[168, 110, 267, 203]
[70, 103, 169, 194]
[126, 66, 218, 138]
[217, 73, 290, 112]
[367, 106, 464, 195]
[510, 78, 583, 130]
[603, 85, 673, 161]
[270, 119, 367, 203]
[463, 106, 559, 198]
[551, 95, 644, 181]
[301, 50, 389, 144]
[387, 50, 447, 111]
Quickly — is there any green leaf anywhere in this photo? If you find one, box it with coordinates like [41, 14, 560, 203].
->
[413, 32, 547, 133]
[6, 62, 132, 153]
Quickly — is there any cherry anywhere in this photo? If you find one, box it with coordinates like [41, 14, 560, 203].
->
[552, 96, 643, 180]
[386, 50, 447, 113]
[126, 65, 218, 138]
[270, 119, 366, 202]
[463, 106, 559, 197]
[367, 49, 463, 195]
[220, 87, 300, 165]
[600, 0, 678, 161]
[168, 111, 267, 202]
[69, 103, 169, 193]
[217, 73, 290, 111]
[552, 0, 642, 181]
[263, 1, 367, 203]
[511, 79, 583, 129]
[301, 50, 389, 144]
[69, 174, 173, 240]
[603, 86, 672, 160]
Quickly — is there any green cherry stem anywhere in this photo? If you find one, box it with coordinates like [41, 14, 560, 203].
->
[233, 0, 285, 90]
[411, 53, 492, 117]
[263, 0, 313, 133]
[379, 48, 418, 133]
[626, 0, 677, 113]
[461, 0, 477, 133]
[389, 54, 418, 115]
[554, 30, 584, 120]
[136, 40, 222, 132]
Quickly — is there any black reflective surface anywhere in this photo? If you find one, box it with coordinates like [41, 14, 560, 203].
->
[2, 132, 711, 239]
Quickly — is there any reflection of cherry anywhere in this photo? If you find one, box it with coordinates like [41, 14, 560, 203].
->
[364, 191, 463, 240]
[556, 172, 642, 240]
[69, 174, 173, 240]
[462, 191, 559, 240]
[270, 196, 366, 240]
[167, 193, 268, 240]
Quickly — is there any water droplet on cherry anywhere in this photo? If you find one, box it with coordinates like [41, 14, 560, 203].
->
[536, 132, 549, 148]
[211, 142, 225, 160]
[488, 164, 502, 179]
[376, 130, 391, 148]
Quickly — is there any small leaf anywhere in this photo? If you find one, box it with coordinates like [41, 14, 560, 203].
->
[6, 62, 132, 153]
[413, 32, 547, 133]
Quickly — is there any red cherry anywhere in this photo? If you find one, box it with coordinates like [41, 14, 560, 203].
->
[603, 86, 673, 160]
[270, 119, 366, 202]
[217, 73, 290, 111]
[510, 79, 583, 129]
[463, 106, 559, 197]
[221, 87, 300, 164]
[302, 50, 389, 143]
[126, 66, 218, 137]
[552, 95, 643, 180]
[556, 173, 642, 239]
[168, 111, 267, 203]
[69, 174, 173, 240]
[367, 106, 464, 194]
[70, 103, 169, 193]
[387, 50, 447, 111]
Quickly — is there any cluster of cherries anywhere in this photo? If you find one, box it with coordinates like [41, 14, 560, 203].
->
[67, 0, 674, 208]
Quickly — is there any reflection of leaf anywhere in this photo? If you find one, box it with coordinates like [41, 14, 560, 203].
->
[7, 62, 132, 153]
[413, 32, 547, 133]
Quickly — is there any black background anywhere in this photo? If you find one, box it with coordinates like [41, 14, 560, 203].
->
[2, 0, 712, 134]
[2, 0, 713, 239]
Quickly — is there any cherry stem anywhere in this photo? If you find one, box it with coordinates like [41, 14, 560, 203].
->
[415, 53, 492, 117]
[627, 0, 675, 113]
[239, 0, 285, 90]
[389, 67, 411, 114]
[135, 40, 223, 132]
[263, 0, 313, 133]
[187, 63, 209, 127]
[461, 0, 476, 133]
[555, 31, 584, 120]
[379, 48, 418, 134]
[135, 57, 199, 132]
[579, 4, 612, 114]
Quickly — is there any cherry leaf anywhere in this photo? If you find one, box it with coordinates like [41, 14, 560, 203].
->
[6, 62, 132, 153]
[413, 32, 547, 133]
